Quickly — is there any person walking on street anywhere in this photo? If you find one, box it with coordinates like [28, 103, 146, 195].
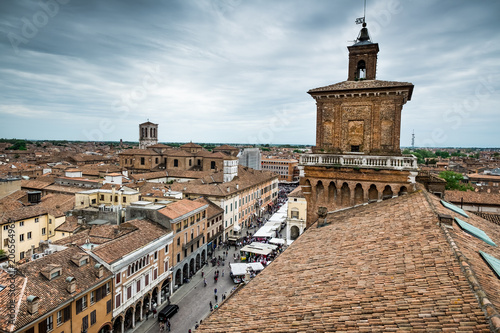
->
[166, 319, 171, 331]
[209, 301, 213, 311]
[215, 294, 218, 302]
[214, 288, 217, 295]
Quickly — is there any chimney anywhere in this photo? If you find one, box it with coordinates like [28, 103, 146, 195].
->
[95, 263, 103, 278]
[27, 295, 40, 315]
[66, 277, 76, 294]
[438, 213, 453, 228]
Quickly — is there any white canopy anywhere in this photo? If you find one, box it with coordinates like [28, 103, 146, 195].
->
[230, 262, 265, 276]
[269, 238, 285, 245]
[240, 242, 277, 256]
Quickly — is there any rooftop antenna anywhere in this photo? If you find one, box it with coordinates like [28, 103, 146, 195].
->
[411, 130, 415, 149]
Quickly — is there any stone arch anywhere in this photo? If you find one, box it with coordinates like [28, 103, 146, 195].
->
[303, 179, 312, 195]
[316, 181, 324, 203]
[328, 181, 337, 203]
[382, 185, 393, 200]
[182, 263, 189, 282]
[189, 258, 195, 276]
[196, 253, 201, 271]
[175, 269, 182, 286]
[124, 307, 134, 329]
[98, 322, 112, 333]
[398, 186, 408, 196]
[112, 315, 124, 333]
[354, 183, 364, 205]
[368, 184, 378, 202]
[290, 226, 300, 240]
[340, 182, 350, 207]
[134, 301, 142, 324]
[201, 249, 206, 265]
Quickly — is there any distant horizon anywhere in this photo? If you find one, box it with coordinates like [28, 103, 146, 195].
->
[1, 138, 499, 150]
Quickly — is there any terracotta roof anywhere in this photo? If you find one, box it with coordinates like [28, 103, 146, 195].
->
[21, 179, 53, 190]
[158, 199, 207, 220]
[287, 186, 304, 198]
[308, 79, 414, 94]
[55, 217, 81, 233]
[198, 190, 500, 332]
[91, 219, 170, 264]
[180, 142, 203, 148]
[445, 190, 500, 206]
[0, 246, 112, 332]
[0, 204, 47, 225]
[468, 173, 500, 180]
[169, 166, 278, 198]
[194, 197, 224, 219]
[119, 149, 156, 156]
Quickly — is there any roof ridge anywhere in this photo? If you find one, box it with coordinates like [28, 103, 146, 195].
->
[421, 190, 500, 332]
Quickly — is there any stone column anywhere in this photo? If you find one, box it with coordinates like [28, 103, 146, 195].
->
[132, 309, 135, 328]
[121, 319, 124, 333]
[157, 289, 161, 306]
[139, 305, 143, 322]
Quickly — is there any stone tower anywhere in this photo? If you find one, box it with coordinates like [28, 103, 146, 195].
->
[139, 121, 158, 149]
[299, 22, 418, 227]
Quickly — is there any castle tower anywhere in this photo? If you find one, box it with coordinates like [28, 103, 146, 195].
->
[139, 121, 158, 149]
[299, 22, 418, 227]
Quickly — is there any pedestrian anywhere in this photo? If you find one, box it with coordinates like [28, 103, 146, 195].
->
[222, 270, 225, 277]
[214, 288, 217, 294]
[160, 321, 164, 332]
[166, 319, 171, 332]
[210, 301, 213, 311]
[146, 309, 149, 320]
[201, 270, 204, 278]
[215, 294, 218, 302]
[167, 295, 170, 305]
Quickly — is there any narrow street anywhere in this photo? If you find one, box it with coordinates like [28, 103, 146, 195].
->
[133, 196, 290, 333]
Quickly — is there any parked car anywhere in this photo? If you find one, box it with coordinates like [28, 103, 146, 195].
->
[158, 304, 179, 322]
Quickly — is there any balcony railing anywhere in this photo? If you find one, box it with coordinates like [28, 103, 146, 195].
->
[299, 154, 417, 171]
[182, 234, 204, 251]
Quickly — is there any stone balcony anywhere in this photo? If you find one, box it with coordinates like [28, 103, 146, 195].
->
[299, 153, 418, 171]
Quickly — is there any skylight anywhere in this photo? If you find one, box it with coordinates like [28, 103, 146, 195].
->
[440, 200, 469, 218]
[455, 218, 496, 246]
[479, 251, 500, 279]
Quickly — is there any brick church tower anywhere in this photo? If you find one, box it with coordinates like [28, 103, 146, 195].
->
[139, 121, 158, 149]
[299, 22, 418, 227]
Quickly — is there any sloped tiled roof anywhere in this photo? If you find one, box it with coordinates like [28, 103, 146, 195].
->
[198, 190, 500, 332]
[159, 199, 207, 220]
[308, 79, 414, 93]
[445, 190, 500, 206]
[287, 186, 304, 198]
[91, 219, 170, 264]
[0, 247, 112, 332]
[194, 197, 224, 219]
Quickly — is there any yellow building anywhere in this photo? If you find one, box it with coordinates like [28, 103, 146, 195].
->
[286, 186, 307, 241]
[0, 247, 113, 333]
[75, 187, 140, 209]
[0, 192, 74, 262]
[158, 199, 208, 287]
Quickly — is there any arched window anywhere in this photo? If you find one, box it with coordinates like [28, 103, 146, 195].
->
[356, 60, 366, 79]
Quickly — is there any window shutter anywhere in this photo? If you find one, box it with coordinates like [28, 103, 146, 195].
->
[38, 319, 47, 333]
[64, 305, 71, 322]
[76, 299, 82, 314]
[101, 285, 107, 296]
[96, 287, 102, 302]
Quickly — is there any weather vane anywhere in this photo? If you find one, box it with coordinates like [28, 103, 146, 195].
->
[355, 0, 367, 25]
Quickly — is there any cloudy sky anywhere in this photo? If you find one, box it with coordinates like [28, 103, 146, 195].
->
[0, 0, 499, 147]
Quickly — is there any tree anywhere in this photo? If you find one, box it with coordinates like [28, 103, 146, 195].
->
[438, 171, 473, 191]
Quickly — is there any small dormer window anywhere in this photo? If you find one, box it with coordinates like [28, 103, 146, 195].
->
[80, 258, 88, 266]
[50, 270, 60, 279]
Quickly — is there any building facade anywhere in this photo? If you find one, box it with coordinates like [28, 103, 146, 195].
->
[261, 157, 298, 182]
[286, 186, 307, 241]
